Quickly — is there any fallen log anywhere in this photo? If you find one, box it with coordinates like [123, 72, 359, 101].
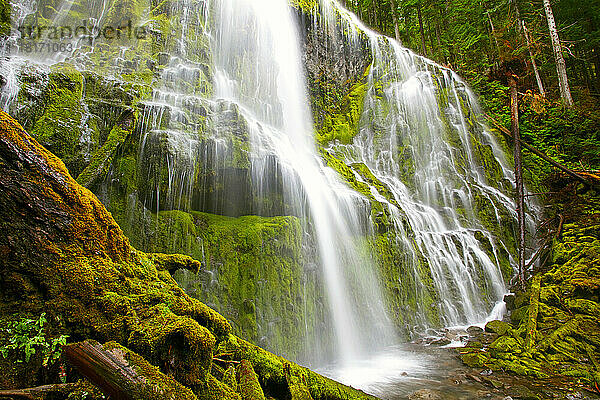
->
[62, 340, 200, 400]
[0, 384, 75, 400]
[62, 341, 146, 400]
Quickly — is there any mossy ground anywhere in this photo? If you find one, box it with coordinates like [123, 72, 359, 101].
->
[459, 178, 600, 393]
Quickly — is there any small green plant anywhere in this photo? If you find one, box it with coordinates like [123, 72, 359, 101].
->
[1, 313, 68, 367]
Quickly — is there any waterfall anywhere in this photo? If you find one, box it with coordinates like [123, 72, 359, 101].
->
[212, 0, 396, 365]
[308, 0, 535, 330]
[0, 0, 535, 371]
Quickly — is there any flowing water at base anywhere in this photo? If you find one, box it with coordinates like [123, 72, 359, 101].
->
[320, 344, 600, 400]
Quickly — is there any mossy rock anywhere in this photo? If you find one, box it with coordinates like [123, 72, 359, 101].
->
[28, 63, 95, 177]
[489, 336, 523, 357]
[237, 359, 266, 400]
[485, 320, 511, 336]
[460, 351, 490, 368]
[0, 0, 10, 37]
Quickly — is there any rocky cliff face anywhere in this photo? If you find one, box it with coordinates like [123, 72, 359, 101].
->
[1, 0, 327, 362]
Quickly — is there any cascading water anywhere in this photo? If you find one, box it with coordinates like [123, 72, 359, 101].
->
[212, 0, 396, 365]
[1, 0, 537, 385]
[307, 0, 537, 331]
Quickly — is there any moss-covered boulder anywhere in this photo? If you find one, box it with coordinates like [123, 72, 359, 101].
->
[0, 109, 378, 399]
[485, 320, 511, 336]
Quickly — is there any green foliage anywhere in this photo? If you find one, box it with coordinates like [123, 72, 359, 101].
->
[0, 0, 10, 37]
[0, 313, 68, 366]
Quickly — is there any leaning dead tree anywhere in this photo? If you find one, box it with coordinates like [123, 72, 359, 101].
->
[508, 74, 526, 289]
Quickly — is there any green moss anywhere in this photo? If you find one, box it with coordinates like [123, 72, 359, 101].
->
[485, 320, 511, 336]
[289, 0, 318, 11]
[106, 201, 309, 360]
[373, 231, 441, 336]
[29, 63, 94, 177]
[237, 359, 266, 400]
[195, 375, 241, 400]
[524, 275, 542, 352]
[460, 197, 600, 389]
[217, 336, 378, 400]
[0, 110, 375, 399]
[460, 351, 490, 368]
[316, 66, 370, 145]
[102, 341, 200, 400]
[223, 365, 238, 392]
[77, 113, 136, 188]
[0, 0, 10, 37]
[489, 336, 523, 358]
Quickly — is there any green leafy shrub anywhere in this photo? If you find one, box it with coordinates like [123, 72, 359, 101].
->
[1, 313, 68, 367]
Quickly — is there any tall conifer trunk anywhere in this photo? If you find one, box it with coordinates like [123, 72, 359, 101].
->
[543, 0, 573, 106]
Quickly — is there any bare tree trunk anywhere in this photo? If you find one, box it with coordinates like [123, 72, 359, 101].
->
[513, 0, 522, 34]
[522, 21, 546, 97]
[487, 12, 501, 58]
[509, 75, 526, 289]
[390, 0, 402, 44]
[543, 0, 573, 106]
[417, 2, 427, 56]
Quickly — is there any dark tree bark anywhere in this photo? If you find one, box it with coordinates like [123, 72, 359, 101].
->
[63, 341, 144, 400]
[0, 384, 75, 400]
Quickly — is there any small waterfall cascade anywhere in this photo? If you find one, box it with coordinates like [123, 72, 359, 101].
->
[0, 0, 537, 370]
[310, 0, 537, 330]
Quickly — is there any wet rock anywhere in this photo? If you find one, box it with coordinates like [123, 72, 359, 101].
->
[482, 377, 504, 389]
[467, 373, 483, 383]
[480, 332, 500, 346]
[466, 341, 484, 349]
[429, 337, 451, 346]
[508, 384, 539, 400]
[157, 52, 170, 65]
[467, 326, 484, 336]
[504, 294, 516, 310]
[408, 389, 442, 400]
[461, 351, 490, 368]
[489, 336, 523, 358]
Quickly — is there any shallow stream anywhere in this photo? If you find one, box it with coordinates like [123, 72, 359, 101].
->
[320, 344, 600, 400]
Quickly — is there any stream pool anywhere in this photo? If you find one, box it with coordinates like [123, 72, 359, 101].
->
[319, 344, 600, 400]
